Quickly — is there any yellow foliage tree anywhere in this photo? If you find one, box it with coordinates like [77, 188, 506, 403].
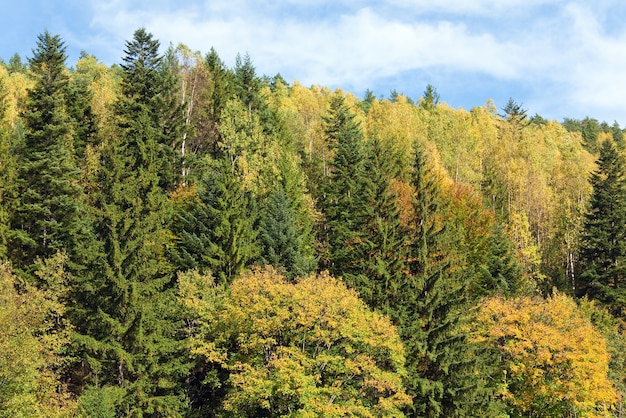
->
[0, 256, 76, 417]
[180, 267, 411, 417]
[473, 293, 618, 417]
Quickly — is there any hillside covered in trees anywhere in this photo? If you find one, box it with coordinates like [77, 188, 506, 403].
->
[1, 29, 626, 417]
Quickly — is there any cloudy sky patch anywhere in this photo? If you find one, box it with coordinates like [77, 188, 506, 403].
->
[2, 0, 626, 124]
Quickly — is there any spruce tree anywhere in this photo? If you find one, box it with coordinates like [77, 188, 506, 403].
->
[257, 149, 317, 279]
[172, 157, 259, 284]
[346, 135, 408, 309]
[8, 31, 87, 276]
[77, 28, 189, 415]
[401, 144, 487, 417]
[320, 94, 371, 274]
[577, 138, 626, 313]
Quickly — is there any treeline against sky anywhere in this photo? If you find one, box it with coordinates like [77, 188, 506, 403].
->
[1, 28, 625, 417]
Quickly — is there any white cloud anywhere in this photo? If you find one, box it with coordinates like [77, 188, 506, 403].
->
[82, 0, 626, 123]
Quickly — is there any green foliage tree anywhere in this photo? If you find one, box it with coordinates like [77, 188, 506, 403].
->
[401, 144, 488, 417]
[75, 28, 189, 416]
[347, 134, 408, 310]
[173, 157, 259, 284]
[319, 94, 371, 273]
[8, 31, 89, 278]
[420, 84, 440, 111]
[577, 138, 626, 314]
[6, 53, 27, 74]
[180, 267, 412, 417]
[500, 97, 529, 127]
[258, 186, 316, 279]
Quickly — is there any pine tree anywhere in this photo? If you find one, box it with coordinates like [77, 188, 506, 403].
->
[8, 31, 87, 276]
[577, 138, 626, 313]
[75, 28, 189, 415]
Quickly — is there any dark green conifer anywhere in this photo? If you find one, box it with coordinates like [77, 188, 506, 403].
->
[401, 144, 488, 417]
[173, 157, 259, 284]
[319, 94, 371, 274]
[345, 135, 408, 309]
[8, 32, 88, 275]
[76, 28, 189, 416]
[578, 139, 626, 313]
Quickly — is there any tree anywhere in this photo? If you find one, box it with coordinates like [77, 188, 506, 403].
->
[420, 84, 439, 111]
[0, 257, 77, 417]
[319, 93, 371, 274]
[344, 134, 409, 311]
[6, 53, 27, 74]
[0, 70, 16, 259]
[400, 144, 488, 417]
[258, 186, 316, 279]
[75, 28, 189, 415]
[8, 31, 89, 277]
[66, 53, 99, 158]
[172, 157, 259, 284]
[577, 138, 626, 314]
[500, 97, 529, 127]
[473, 293, 618, 416]
[179, 267, 412, 417]
[119, 27, 183, 191]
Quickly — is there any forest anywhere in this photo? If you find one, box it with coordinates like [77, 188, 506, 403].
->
[1, 28, 626, 417]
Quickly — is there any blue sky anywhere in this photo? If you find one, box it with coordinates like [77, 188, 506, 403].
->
[3, 0, 626, 125]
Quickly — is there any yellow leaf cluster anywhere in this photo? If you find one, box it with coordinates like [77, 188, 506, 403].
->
[0, 259, 76, 417]
[473, 293, 618, 416]
[182, 266, 411, 416]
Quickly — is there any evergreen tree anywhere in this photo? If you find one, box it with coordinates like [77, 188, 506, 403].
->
[319, 94, 371, 274]
[577, 138, 626, 314]
[76, 28, 189, 415]
[420, 84, 440, 111]
[8, 31, 88, 276]
[233, 53, 261, 114]
[204, 47, 235, 157]
[119, 27, 183, 191]
[346, 135, 408, 310]
[257, 148, 317, 279]
[476, 223, 525, 296]
[172, 157, 259, 284]
[401, 145, 487, 417]
[6, 53, 28, 74]
[500, 97, 529, 126]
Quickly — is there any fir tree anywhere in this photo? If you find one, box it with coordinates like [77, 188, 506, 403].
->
[345, 135, 408, 310]
[577, 138, 626, 313]
[420, 84, 440, 111]
[172, 157, 259, 284]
